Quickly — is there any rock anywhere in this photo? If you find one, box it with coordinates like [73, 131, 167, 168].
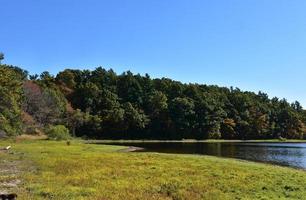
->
[0, 130, 7, 139]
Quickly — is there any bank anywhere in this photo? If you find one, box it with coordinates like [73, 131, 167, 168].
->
[0, 139, 305, 199]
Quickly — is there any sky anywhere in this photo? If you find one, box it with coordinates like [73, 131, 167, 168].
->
[1, 0, 306, 106]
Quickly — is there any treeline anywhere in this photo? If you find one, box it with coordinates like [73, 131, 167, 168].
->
[1, 61, 306, 139]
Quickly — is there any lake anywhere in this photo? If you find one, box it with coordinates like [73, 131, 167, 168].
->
[101, 142, 306, 169]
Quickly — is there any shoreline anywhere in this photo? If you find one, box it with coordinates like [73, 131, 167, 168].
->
[117, 146, 144, 152]
[1, 140, 305, 199]
[86, 139, 306, 144]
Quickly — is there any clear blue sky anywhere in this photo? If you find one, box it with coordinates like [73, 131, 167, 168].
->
[1, 0, 306, 106]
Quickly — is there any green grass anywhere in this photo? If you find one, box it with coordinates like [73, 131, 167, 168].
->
[0, 140, 306, 200]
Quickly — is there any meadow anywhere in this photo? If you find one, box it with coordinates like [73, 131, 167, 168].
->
[1, 139, 306, 200]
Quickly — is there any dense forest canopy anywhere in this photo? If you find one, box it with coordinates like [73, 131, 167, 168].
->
[1, 55, 306, 139]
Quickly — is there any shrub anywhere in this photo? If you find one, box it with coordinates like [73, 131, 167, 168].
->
[46, 125, 71, 140]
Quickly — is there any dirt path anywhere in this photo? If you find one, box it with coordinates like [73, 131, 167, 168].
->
[0, 150, 22, 194]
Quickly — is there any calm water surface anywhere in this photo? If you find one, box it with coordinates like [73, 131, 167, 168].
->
[104, 142, 306, 169]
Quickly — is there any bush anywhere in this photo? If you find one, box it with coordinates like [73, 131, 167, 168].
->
[46, 125, 71, 140]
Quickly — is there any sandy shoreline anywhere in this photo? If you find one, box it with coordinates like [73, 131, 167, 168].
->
[117, 146, 144, 152]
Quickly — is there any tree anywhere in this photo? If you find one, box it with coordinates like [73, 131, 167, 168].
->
[117, 71, 144, 106]
[76, 113, 102, 138]
[221, 118, 236, 139]
[90, 67, 118, 91]
[98, 89, 125, 134]
[40, 88, 67, 124]
[40, 71, 55, 87]
[277, 107, 304, 139]
[291, 101, 303, 112]
[56, 69, 76, 88]
[0, 53, 4, 64]
[206, 105, 226, 139]
[71, 82, 100, 113]
[2, 62, 306, 140]
[123, 102, 149, 138]
[66, 109, 86, 137]
[29, 74, 39, 80]
[148, 91, 168, 116]
[146, 91, 170, 138]
[0, 66, 23, 135]
[23, 81, 67, 126]
[169, 97, 195, 138]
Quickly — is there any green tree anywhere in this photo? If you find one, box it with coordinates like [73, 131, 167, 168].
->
[148, 91, 168, 116]
[66, 109, 86, 137]
[98, 89, 125, 134]
[71, 82, 100, 113]
[56, 69, 76, 88]
[117, 71, 143, 106]
[1, 63, 302, 140]
[0, 66, 23, 135]
[221, 118, 236, 139]
[123, 102, 149, 132]
[169, 97, 195, 138]
[0, 53, 4, 64]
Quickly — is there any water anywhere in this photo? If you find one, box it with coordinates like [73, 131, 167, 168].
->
[103, 142, 306, 169]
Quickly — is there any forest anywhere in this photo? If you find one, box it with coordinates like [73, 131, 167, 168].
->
[1, 54, 306, 140]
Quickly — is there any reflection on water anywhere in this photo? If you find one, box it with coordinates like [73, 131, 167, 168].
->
[106, 142, 306, 169]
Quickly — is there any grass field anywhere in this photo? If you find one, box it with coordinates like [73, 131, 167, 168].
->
[0, 139, 306, 200]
